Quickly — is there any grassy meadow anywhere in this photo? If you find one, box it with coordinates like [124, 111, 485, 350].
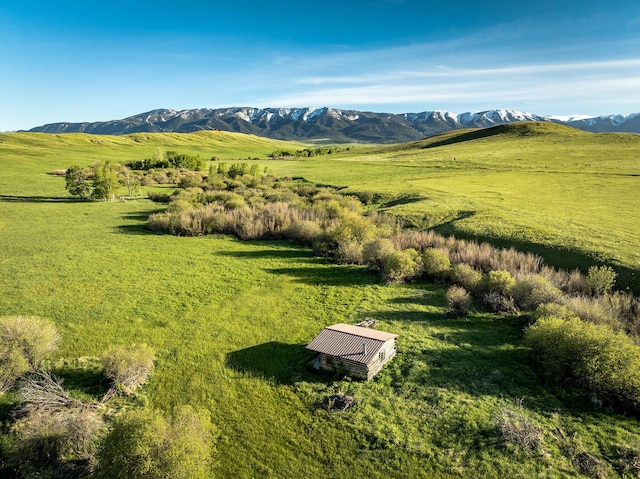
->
[1, 127, 640, 477]
[265, 123, 640, 291]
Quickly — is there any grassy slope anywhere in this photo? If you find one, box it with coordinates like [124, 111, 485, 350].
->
[1, 129, 640, 477]
[264, 123, 640, 290]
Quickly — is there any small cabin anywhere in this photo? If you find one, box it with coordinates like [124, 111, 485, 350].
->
[306, 323, 398, 380]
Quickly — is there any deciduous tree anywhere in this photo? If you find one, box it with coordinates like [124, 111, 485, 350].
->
[65, 165, 93, 199]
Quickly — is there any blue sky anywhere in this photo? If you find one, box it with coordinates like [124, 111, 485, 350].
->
[2, 0, 640, 131]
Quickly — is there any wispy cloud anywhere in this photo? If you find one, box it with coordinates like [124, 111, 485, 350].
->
[246, 30, 640, 116]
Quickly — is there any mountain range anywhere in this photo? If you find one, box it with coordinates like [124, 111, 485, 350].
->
[27, 107, 640, 143]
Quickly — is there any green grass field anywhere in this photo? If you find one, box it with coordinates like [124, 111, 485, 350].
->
[1, 127, 640, 477]
[263, 123, 640, 290]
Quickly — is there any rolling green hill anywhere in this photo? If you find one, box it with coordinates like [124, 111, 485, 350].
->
[1, 126, 640, 478]
[264, 123, 640, 290]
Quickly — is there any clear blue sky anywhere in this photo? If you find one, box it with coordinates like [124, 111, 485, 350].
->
[2, 0, 639, 131]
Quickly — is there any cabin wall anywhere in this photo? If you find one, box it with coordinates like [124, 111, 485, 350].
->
[318, 354, 370, 379]
[318, 338, 397, 380]
[365, 339, 397, 380]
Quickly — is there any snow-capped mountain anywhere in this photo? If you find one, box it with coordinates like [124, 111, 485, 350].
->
[27, 108, 640, 143]
[559, 113, 640, 133]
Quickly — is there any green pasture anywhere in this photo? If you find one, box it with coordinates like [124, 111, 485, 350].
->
[263, 123, 640, 290]
[1, 127, 640, 477]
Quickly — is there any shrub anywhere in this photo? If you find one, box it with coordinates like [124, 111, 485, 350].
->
[446, 286, 472, 318]
[493, 400, 545, 453]
[451, 263, 482, 292]
[586, 265, 617, 296]
[362, 238, 396, 271]
[18, 371, 80, 412]
[525, 315, 640, 412]
[562, 295, 619, 329]
[10, 405, 105, 478]
[540, 266, 589, 295]
[484, 270, 516, 295]
[481, 292, 517, 315]
[285, 219, 323, 246]
[606, 291, 640, 336]
[316, 213, 377, 263]
[0, 316, 60, 392]
[335, 238, 364, 264]
[101, 344, 155, 398]
[95, 406, 216, 479]
[532, 303, 575, 322]
[421, 248, 451, 279]
[616, 445, 640, 476]
[511, 275, 561, 311]
[178, 173, 204, 188]
[382, 249, 421, 283]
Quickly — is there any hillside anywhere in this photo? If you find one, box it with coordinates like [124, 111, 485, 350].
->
[263, 122, 640, 290]
[26, 107, 640, 143]
[1, 126, 640, 477]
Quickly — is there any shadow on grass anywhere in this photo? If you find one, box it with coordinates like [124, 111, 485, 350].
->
[419, 123, 540, 149]
[367, 309, 444, 323]
[51, 364, 107, 400]
[226, 342, 322, 385]
[398, 315, 606, 414]
[122, 211, 163, 222]
[0, 194, 83, 203]
[266, 266, 377, 287]
[387, 286, 446, 307]
[116, 210, 167, 235]
[116, 224, 158, 235]
[218, 245, 317, 261]
[379, 194, 428, 209]
[221, 246, 378, 286]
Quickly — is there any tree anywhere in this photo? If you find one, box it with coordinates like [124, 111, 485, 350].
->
[228, 162, 248, 178]
[95, 406, 216, 479]
[216, 162, 229, 176]
[249, 163, 261, 177]
[65, 165, 93, 199]
[92, 160, 121, 201]
[118, 165, 139, 198]
[0, 316, 60, 393]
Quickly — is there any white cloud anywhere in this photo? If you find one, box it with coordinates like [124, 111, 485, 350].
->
[248, 34, 640, 115]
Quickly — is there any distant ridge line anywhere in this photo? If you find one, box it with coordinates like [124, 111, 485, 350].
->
[26, 107, 640, 143]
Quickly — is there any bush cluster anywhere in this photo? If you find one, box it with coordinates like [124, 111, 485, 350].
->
[126, 150, 206, 171]
[146, 168, 640, 415]
[525, 313, 640, 413]
[270, 146, 349, 158]
[1, 316, 216, 478]
[146, 170, 640, 331]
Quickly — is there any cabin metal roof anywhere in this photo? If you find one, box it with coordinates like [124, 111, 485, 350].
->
[306, 323, 397, 365]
